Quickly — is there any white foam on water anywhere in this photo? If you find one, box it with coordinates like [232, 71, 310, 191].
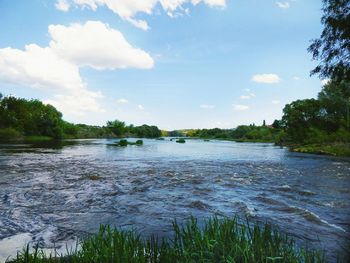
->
[280, 184, 291, 190]
[296, 207, 347, 233]
[0, 233, 32, 263]
[0, 229, 78, 263]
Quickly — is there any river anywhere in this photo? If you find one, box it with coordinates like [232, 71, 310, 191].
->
[0, 139, 349, 262]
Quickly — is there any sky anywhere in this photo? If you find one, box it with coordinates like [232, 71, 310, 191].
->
[0, 0, 325, 130]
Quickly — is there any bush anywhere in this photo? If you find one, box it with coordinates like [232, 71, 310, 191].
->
[117, 139, 128, 147]
[304, 128, 330, 144]
[0, 128, 22, 140]
[176, 138, 186, 143]
[135, 140, 143, 145]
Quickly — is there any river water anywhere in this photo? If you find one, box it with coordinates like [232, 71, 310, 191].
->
[0, 139, 349, 262]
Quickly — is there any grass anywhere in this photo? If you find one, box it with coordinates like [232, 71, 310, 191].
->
[291, 143, 350, 157]
[233, 138, 275, 143]
[24, 136, 54, 142]
[8, 216, 325, 263]
[0, 128, 23, 141]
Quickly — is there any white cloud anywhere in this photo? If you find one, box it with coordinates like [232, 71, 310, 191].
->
[0, 44, 104, 117]
[0, 44, 81, 92]
[272, 100, 280, 104]
[293, 76, 300, 80]
[200, 104, 215, 109]
[117, 98, 129, 104]
[233, 104, 249, 111]
[44, 91, 105, 117]
[240, 95, 250, 100]
[55, 0, 70, 11]
[276, 1, 290, 9]
[49, 21, 154, 70]
[0, 21, 154, 119]
[201, 0, 226, 7]
[55, 0, 226, 30]
[138, 104, 145, 110]
[252, 74, 281, 84]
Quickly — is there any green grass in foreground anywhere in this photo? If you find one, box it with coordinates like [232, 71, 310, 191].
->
[9, 216, 325, 263]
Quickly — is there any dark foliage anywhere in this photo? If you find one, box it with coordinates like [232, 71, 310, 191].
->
[0, 95, 162, 140]
[281, 80, 350, 144]
[0, 96, 64, 139]
[308, 0, 350, 81]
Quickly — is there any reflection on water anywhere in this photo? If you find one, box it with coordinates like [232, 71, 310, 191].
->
[0, 139, 349, 262]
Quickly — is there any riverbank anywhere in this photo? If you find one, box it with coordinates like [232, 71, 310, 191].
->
[7, 216, 325, 263]
[288, 143, 350, 157]
[3, 136, 350, 157]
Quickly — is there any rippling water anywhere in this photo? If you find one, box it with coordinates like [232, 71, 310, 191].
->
[0, 139, 349, 262]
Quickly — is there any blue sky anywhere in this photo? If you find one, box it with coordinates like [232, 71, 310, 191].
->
[0, 0, 324, 130]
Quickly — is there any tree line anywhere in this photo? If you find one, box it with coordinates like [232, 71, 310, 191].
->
[169, 78, 349, 146]
[281, 0, 350, 146]
[0, 94, 161, 140]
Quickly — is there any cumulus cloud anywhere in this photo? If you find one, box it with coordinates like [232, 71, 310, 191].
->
[293, 76, 300, 80]
[117, 98, 129, 104]
[0, 44, 82, 92]
[49, 21, 154, 69]
[55, 0, 226, 30]
[44, 91, 105, 117]
[272, 100, 280, 104]
[240, 95, 251, 100]
[233, 104, 249, 111]
[0, 21, 154, 119]
[55, 0, 70, 11]
[200, 104, 215, 109]
[252, 74, 281, 84]
[276, 1, 290, 9]
[138, 104, 145, 110]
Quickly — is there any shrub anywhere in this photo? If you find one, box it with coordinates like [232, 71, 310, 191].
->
[117, 139, 128, 147]
[0, 128, 22, 140]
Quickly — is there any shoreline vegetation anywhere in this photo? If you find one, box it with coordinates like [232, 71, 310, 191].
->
[8, 216, 326, 263]
[2, 78, 350, 157]
[1, 92, 349, 157]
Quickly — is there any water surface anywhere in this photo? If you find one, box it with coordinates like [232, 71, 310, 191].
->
[0, 139, 349, 262]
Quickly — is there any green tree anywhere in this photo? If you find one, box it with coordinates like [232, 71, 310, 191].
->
[0, 96, 64, 139]
[106, 120, 126, 136]
[281, 99, 323, 143]
[308, 0, 350, 81]
[272, 119, 281, 129]
[318, 79, 350, 130]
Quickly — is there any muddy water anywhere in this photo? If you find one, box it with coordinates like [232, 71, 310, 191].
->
[0, 139, 349, 262]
